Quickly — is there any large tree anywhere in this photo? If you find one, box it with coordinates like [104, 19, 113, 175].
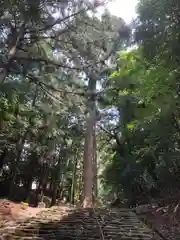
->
[0, 0, 130, 207]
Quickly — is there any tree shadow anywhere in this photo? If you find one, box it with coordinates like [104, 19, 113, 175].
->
[2, 207, 155, 240]
[9, 208, 103, 240]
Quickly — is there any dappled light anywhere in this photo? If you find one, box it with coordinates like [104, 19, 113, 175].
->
[0, 206, 154, 239]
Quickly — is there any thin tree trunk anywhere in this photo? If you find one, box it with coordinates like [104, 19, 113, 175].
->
[51, 149, 63, 206]
[25, 151, 39, 199]
[24, 155, 37, 194]
[9, 87, 38, 197]
[9, 131, 28, 198]
[58, 157, 70, 202]
[51, 172, 64, 206]
[0, 147, 7, 170]
[0, 147, 8, 177]
[49, 179, 53, 192]
[83, 78, 96, 208]
[93, 131, 98, 204]
[51, 139, 68, 206]
[78, 169, 83, 205]
[26, 178, 34, 195]
[39, 165, 49, 202]
[70, 157, 78, 204]
[51, 181, 59, 206]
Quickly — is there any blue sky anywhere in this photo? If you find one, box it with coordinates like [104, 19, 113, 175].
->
[107, 0, 138, 23]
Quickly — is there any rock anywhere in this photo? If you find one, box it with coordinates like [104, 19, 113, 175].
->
[38, 202, 46, 208]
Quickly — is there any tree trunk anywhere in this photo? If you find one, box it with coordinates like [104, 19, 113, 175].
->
[49, 179, 53, 192]
[51, 181, 59, 206]
[77, 169, 83, 205]
[70, 157, 78, 204]
[58, 158, 70, 202]
[51, 139, 69, 206]
[9, 87, 38, 198]
[93, 131, 98, 204]
[0, 147, 7, 170]
[51, 148, 63, 206]
[83, 78, 96, 208]
[9, 132, 28, 197]
[39, 166, 49, 202]
[51, 173, 64, 206]
[25, 178, 34, 195]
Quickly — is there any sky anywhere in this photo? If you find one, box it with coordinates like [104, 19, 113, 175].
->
[107, 0, 138, 23]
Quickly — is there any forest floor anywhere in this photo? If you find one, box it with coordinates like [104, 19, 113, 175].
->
[0, 199, 47, 227]
[136, 202, 180, 240]
[0, 198, 180, 239]
[0, 199, 73, 228]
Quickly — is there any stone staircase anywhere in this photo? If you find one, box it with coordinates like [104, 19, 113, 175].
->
[0, 207, 160, 240]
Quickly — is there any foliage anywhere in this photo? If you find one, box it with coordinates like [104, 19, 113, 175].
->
[101, 45, 180, 206]
[1, 0, 179, 210]
[0, 0, 129, 206]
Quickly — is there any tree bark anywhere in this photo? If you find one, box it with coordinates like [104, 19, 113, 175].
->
[83, 78, 96, 208]
[93, 131, 98, 204]
[25, 151, 39, 198]
[39, 164, 49, 202]
[25, 177, 34, 195]
[51, 181, 59, 206]
[78, 169, 83, 205]
[51, 141, 67, 206]
[70, 157, 78, 204]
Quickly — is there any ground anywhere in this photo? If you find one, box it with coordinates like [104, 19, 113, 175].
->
[0, 199, 46, 226]
[136, 202, 180, 240]
[0, 198, 180, 239]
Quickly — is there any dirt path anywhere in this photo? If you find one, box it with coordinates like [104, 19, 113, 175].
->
[0, 199, 47, 227]
[0, 207, 154, 239]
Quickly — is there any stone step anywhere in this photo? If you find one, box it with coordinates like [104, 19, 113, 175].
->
[0, 207, 156, 240]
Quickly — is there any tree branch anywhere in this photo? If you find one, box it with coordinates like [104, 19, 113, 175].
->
[98, 124, 121, 146]
[0, 21, 27, 86]
[15, 56, 83, 71]
[25, 5, 95, 34]
[26, 73, 86, 97]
